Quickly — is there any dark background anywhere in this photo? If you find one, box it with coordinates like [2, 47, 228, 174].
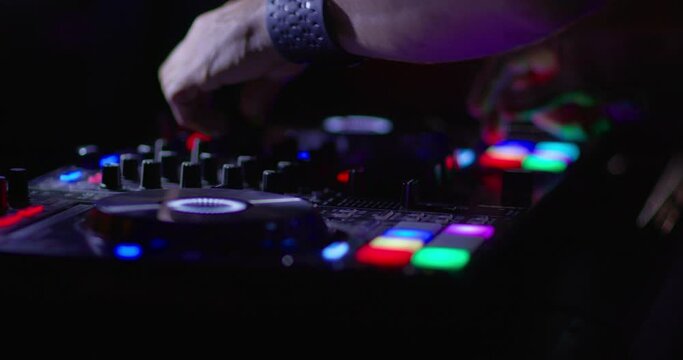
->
[1, 0, 682, 178]
[0, 0, 483, 178]
[0, 0, 225, 175]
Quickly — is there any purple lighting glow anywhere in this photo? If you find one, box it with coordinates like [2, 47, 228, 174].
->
[444, 224, 495, 239]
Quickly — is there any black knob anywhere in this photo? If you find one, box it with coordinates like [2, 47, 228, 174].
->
[200, 153, 219, 185]
[140, 160, 162, 189]
[0, 176, 8, 214]
[502, 170, 534, 207]
[277, 161, 300, 193]
[261, 170, 283, 194]
[77, 145, 100, 169]
[101, 164, 122, 190]
[238, 156, 259, 189]
[219, 164, 243, 189]
[180, 162, 202, 188]
[154, 138, 169, 162]
[160, 151, 180, 183]
[8, 168, 29, 208]
[401, 179, 421, 210]
[120, 154, 140, 181]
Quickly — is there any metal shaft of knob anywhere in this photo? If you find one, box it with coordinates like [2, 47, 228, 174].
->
[200, 153, 219, 185]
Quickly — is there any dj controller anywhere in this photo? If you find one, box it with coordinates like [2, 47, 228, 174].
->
[0, 127, 575, 274]
[2, 119, 682, 353]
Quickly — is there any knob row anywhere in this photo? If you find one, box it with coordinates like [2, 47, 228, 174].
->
[101, 153, 312, 194]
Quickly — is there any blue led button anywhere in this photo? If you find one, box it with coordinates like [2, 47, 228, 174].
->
[322, 242, 350, 261]
[383, 229, 433, 241]
[59, 170, 83, 183]
[99, 154, 120, 168]
[114, 244, 142, 260]
[297, 151, 311, 161]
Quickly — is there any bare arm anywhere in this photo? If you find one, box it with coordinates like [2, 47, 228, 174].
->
[159, 0, 605, 132]
[330, 0, 605, 62]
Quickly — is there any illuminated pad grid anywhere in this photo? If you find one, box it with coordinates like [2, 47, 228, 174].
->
[480, 140, 580, 173]
[356, 222, 441, 267]
[356, 223, 496, 272]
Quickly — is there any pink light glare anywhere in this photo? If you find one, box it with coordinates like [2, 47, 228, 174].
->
[445, 224, 495, 239]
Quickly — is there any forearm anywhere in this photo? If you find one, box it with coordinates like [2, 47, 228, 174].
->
[329, 0, 606, 63]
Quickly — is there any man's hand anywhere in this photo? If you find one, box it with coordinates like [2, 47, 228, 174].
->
[159, 0, 304, 135]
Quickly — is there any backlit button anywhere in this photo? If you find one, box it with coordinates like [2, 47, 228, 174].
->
[370, 236, 424, 252]
[383, 229, 433, 241]
[60, 170, 84, 183]
[99, 154, 120, 168]
[18, 205, 44, 218]
[393, 222, 443, 234]
[536, 142, 580, 161]
[88, 173, 103, 184]
[428, 234, 484, 252]
[322, 241, 350, 261]
[412, 248, 470, 271]
[494, 140, 535, 152]
[479, 152, 524, 170]
[522, 155, 567, 173]
[115, 243, 143, 260]
[356, 245, 413, 267]
[0, 214, 22, 228]
[444, 224, 495, 239]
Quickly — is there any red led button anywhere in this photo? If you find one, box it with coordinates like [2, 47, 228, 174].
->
[336, 170, 351, 184]
[0, 214, 22, 228]
[479, 152, 523, 170]
[88, 173, 103, 184]
[18, 205, 45, 218]
[356, 245, 414, 268]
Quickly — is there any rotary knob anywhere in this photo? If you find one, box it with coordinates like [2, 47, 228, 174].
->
[120, 154, 140, 181]
[219, 164, 244, 189]
[101, 164, 122, 190]
[180, 162, 202, 188]
[140, 160, 162, 189]
[261, 170, 283, 194]
[8, 168, 29, 208]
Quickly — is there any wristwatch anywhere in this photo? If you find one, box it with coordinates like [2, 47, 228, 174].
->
[266, 0, 359, 65]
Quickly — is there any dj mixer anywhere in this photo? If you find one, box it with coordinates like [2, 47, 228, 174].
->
[0, 128, 580, 275]
[2, 115, 683, 356]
